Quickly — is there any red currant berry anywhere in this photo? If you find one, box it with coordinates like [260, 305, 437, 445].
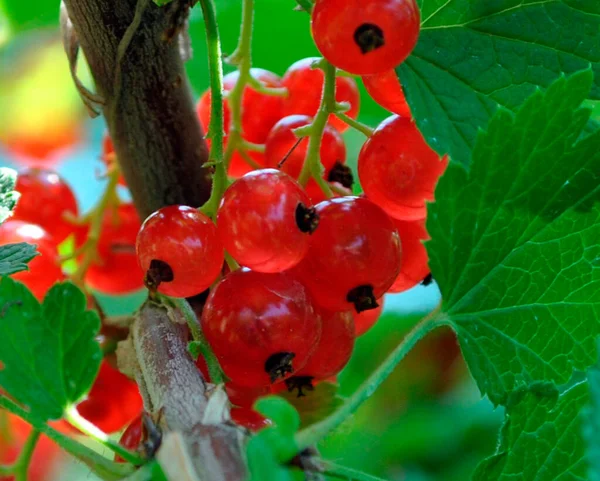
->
[85, 203, 144, 295]
[281, 58, 360, 133]
[136, 205, 224, 298]
[115, 415, 143, 462]
[362, 70, 411, 117]
[388, 218, 429, 293]
[230, 407, 272, 432]
[264, 115, 346, 180]
[354, 300, 383, 336]
[12, 167, 78, 243]
[76, 361, 143, 434]
[0, 220, 65, 300]
[202, 269, 321, 387]
[197, 68, 284, 143]
[217, 169, 317, 273]
[294, 197, 401, 312]
[229, 149, 266, 178]
[226, 383, 271, 408]
[311, 0, 420, 75]
[358, 115, 448, 220]
[102, 133, 127, 186]
[287, 309, 354, 396]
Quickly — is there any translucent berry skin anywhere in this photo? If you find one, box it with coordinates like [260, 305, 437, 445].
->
[358, 115, 448, 220]
[76, 361, 143, 434]
[115, 415, 143, 462]
[226, 383, 271, 408]
[0, 220, 64, 300]
[295, 310, 355, 380]
[388, 219, 429, 293]
[362, 70, 411, 117]
[311, 0, 420, 76]
[197, 68, 284, 143]
[202, 269, 321, 387]
[136, 205, 224, 298]
[354, 301, 383, 336]
[294, 197, 401, 312]
[264, 115, 346, 179]
[230, 407, 272, 432]
[12, 167, 78, 243]
[85, 203, 144, 295]
[281, 58, 360, 133]
[217, 169, 313, 273]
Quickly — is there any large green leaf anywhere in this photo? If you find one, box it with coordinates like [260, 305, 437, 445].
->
[474, 382, 589, 480]
[584, 348, 600, 481]
[427, 70, 600, 405]
[0, 242, 38, 276]
[0, 278, 102, 420]
[399, 0, 600, 166]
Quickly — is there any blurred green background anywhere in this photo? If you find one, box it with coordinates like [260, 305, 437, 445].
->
[0, 1, 502, 479]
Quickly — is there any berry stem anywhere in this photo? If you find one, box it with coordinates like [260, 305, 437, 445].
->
[294, 303, 443, 452]
[198, 0, 229, 220]
[316, 460, 388, 481]
[64, 406, 146, 466]
[335, 112, 374, 137]
[0, 396, 134, 480]
[297, 60, 337, 197]
[13, 429, 40, 481]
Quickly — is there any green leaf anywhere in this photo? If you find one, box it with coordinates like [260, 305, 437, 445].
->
[474, 381, 589, 480]
[399, 0, 600, 166]
[427, 70, 600, 405]
[584, 346, 600, 481]
[255, 396, 300, 437]
[0, 167, 18, 224]
[0, 243, 37, 276]
[277, 382, 344, 428]
[0, 0, 58, 33]
[0, 278, 102, 420]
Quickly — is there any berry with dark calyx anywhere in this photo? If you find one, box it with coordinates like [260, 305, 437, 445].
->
[422, 273, 433, 286]
[115, 415, 143, 462]
[201, 269, 321, 387]
[358, 115, 448, 220]
[287, 309, 355, 397]
[217, 169, 317, 273]
[265, 115, 347, 179]
[362, 70, 411, 117]
[281, 58, 360, 133]
[12, 167, 78, 244]
[230, 407, 273, 432]
[0, 220, 65, 300]
[136, 205, 224, 298]
[388, 218, 430, 293]
[85, 203, 144, 295]
[354, 300, 384, 336]
[285, 376, 316, 397]
[294, 196, 401, 312]
[311, 0, 420, 75]
[327, 161, 354, 189]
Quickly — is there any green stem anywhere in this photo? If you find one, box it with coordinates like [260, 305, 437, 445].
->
[198, 0, 228, 220]
[0, 397, 133, 481]
[13, 429, 40, 481]
[171, 297, 227, 385]
[318, 461, 389, 481]
[335, 112, 374, 137]
[0, 464, 13, 476]
[294, 305, 442, 451]
[64, 406, 145, 466]
[297, 60, 337, 189]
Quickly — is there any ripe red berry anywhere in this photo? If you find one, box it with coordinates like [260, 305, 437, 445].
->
[311, 0, 420, 75]
[202, 269, 321, 387]
[136, 205, 224, 298]
[85, 203, 144, 295]
[0, 220, 65, 300]
[287, 309, 355, 396]
[358, 115, 448, 220]
[230, 407, 272, 432]
[76, 361, 143, 434]
[388, 219, 430, 293]
[264, 115, 346, 180]
[354, 301, 383, 336]
[229, 149, 266, 178]
[102, 133, 127, 186]
[362, 70, 411, 117]
[115, 415, 143, 462]
[281, 58, 360, 133]
[12, 167, 78, 243]
[226, 383, 271, 408]
[197, 68, 284, 143]
[217, 169, 317, 273]
[294, 197, 401, 313]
